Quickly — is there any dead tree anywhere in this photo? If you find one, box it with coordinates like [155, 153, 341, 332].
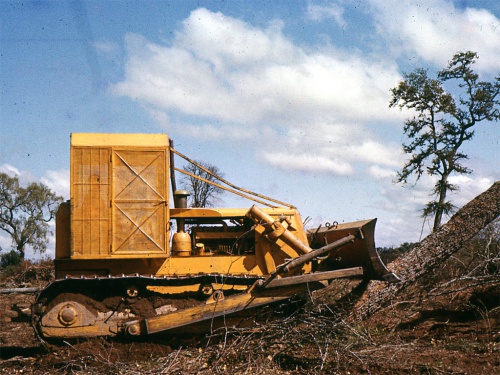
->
[354, 181, 500, 320]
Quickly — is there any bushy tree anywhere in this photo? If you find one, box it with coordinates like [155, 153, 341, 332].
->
[0, 249, 21, 268]
[182, 161, 224, 208]
[390, 51, 500, 232]
[0, 173, 63, 259]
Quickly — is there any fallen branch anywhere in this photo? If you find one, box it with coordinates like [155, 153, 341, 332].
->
[0, 287, 40, 294]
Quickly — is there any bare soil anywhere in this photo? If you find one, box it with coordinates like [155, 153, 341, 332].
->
[1, 279, 498, 375]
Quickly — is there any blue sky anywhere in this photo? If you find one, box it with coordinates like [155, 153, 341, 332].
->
[1, 0, 499, 258]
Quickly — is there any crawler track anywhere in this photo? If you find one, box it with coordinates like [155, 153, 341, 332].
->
[32, 273, 263, 341]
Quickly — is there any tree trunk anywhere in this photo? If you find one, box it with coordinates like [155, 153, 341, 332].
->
[17, 243, 25, 261]
[353, 181, 500, 320]
[433, 176, 448, 232]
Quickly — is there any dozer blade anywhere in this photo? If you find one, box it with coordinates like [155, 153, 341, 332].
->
[308, 219, 399, 283]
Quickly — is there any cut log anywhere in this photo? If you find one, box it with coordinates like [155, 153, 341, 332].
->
[0, 287, 40, 294]
[353, 181, 500, 320]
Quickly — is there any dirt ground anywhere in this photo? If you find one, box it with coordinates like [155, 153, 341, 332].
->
[1, 279, 498, 375]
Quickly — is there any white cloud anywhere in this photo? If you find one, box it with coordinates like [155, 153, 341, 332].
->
[181, 123, 258, 141]
[1, 163, 36, 186]
[369, 172, 497, 245]
[376, 214, 434, 247]
[368, 165, 397, 180]
[448, 175, 496, 207]
[143, 106, 171, 129]
[111, 8, 403, 176]
[264, 151, 354, 174]
[175, 8, 298, 69]
[346, 140, 402, 166]
[41, 169, 70, 200]
[307, 1, 347, 28]
[255, 122, 403, 177]
[1, 164, 69, 199]
[0, 163, 20, 176]
[112, 29, 399, 125]
[369, 0, 500, 73]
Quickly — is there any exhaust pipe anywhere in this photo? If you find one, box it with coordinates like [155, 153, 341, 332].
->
[172, 190, 191, 256]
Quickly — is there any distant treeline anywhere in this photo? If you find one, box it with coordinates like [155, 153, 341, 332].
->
[377, 242, 417, 264]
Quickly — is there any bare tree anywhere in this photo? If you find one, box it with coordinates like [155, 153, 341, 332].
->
[390, 51, 500, 232]
[182, 161, 224, 208]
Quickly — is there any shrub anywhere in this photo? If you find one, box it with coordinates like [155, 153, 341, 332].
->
[0, 250, 21, 268]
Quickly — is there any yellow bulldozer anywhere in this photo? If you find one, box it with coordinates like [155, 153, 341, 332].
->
[32, 133, 398, 340]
